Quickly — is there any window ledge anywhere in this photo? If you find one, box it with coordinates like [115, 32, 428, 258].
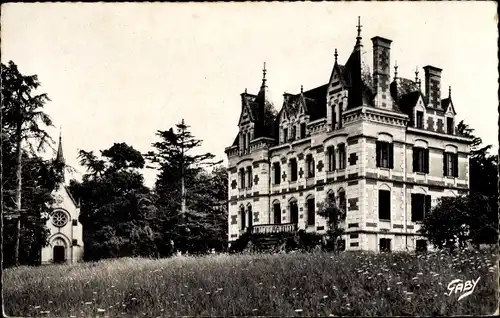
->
[379, 219, 391, 222]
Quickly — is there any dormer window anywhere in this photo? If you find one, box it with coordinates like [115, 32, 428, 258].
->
[416, 111, 424, 129]
[331, 106, 337, 129]
[291, 126, 296, 141]
[283, 128, 288, 143]
[447, 117, 454, 134]
[300, 123, 306, 139]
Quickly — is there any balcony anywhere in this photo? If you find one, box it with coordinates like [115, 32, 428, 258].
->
[251, 223, 297, 234]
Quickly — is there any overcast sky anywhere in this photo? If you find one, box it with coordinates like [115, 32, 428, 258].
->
[2, 2, 498, 187]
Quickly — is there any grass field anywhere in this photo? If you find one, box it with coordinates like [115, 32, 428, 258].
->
[4, 249, 498, 317]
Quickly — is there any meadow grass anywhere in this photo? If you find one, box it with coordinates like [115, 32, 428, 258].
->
[4, 249, 498, 317]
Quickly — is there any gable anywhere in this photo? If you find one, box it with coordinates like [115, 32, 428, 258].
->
[238, 102, 253, 127]
[444, 100, 456, 116]
[52, 185, 79, 218]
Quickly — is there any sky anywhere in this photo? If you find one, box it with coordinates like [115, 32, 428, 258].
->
[2, 2, 498, 188]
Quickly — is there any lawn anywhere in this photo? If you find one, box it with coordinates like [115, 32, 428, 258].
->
[4, 249, 498, 317]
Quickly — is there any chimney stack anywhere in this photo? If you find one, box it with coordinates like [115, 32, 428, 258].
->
[371, 36, 393, 109]
[423, 65, 442, 108]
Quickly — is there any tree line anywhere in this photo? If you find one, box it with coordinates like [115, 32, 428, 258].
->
[1, 61, 228, 267]
[1, 61, 497, 267]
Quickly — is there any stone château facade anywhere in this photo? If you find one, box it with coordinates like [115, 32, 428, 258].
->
[224, 19, 472, 252]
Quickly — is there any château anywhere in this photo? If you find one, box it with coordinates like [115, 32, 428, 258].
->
[225, 18, 472, 252]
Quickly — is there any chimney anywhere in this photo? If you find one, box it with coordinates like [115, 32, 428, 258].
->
[423, 65, 442, 108]
[371, 36, 393, 109]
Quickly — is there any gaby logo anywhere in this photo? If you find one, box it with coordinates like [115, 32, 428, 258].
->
[445, 277, 481, 301]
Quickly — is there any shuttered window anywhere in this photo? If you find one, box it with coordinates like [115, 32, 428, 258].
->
[411, 194, 432, 222]
[443, 152, 458, 177]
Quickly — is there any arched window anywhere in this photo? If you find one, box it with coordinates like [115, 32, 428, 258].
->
[240, 206, 246, 230]
[247, 166, 253, 189]
[273, 202, 281, 224]
[306, 154, 315, 178]
[247, 205, 253, 228]
[289, 199, 299, 224]
[338, 189, 346, 213]
[273, 162, 281, 185]
[306, 195, 315, 226]
[239, 168, 246, 189]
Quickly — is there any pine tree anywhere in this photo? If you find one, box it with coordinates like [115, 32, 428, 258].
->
[145, 119, 223, 255]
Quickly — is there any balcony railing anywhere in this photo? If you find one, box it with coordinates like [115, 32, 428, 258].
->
[251, 223, 297, 234]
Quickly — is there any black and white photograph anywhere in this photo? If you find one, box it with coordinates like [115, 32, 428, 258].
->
[1, 1, 498, 317]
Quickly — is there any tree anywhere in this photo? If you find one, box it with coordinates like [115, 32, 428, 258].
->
[316, 192, 346, 253]
[456, 120, 498, 244]
[70, 142, 158, 261]
[419, 121, 498, 251]
[1, 61, 54, 266]
[145, 119, 223, 255]
[419, 193, 494, 251]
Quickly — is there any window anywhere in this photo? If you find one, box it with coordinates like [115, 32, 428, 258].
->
[412, 147, 429, 173]
[416, 111, 424, 129]
[247, 167, 253, 189]
[327, 146, 335, 171]
[290, 158, 298, 181]
[447, 117, 454, 134]
[52, 210, 68, 228]
[378, 190, 391, 220]
[72, 239, 78, 246]
[247, 132, 251, 150]
[411, 194, 432, 222]
[239, 168, 245, 189]
[327, 192, 335, 223]
[72, 219, 78, 226]
[248, 205, 253, 228]
[339, 191, 346, 213]
[443, 152, 458, 177]
[291, 126, 296, 141]
[242, 134, 247, 151]
[376, 141, 394, 169]
[380, 238, 391, 252]
[300, 123, 306, 139]
[290, 201, 299, 224]
[338, 143, 346, 170]
[273, 203, 281, 224]
[416, 239, 428, 253]
[307, 198, 315, 226]
[306, 154, 315, 178]
[331, 106, 337, 129]
[240, 206, 246, 230]
[338, 103, 343, 128]
[283, 128, 288, 143]
[273, 162, 281, 185]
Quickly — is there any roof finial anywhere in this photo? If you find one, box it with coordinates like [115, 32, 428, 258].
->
[300, 85, 303, 93]
[262, 62, 267, 83]
[356, 16, 362, 40]
[245, 88, 247, 94]
[415, 66, 419, 83]
[334, 48, 338, 63]
[394, 60, 398, 81]
[449, 86, 451, 98]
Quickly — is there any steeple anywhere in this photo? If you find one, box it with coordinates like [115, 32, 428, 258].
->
[355, 16, 363, 50]
[55, 126, 65, 165]
[261, 62, 267, 88]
